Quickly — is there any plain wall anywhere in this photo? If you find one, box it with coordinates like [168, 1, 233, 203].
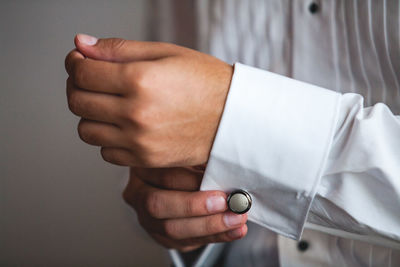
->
[0, 1, 169, 266]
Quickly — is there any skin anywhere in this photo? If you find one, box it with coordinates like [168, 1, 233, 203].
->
[65, 35, 233, 168]
[124, 167, 248, 251]
[65, 34, 248, 251]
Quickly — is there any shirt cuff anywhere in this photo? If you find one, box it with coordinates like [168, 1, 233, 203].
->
[201, 63, 341, 240]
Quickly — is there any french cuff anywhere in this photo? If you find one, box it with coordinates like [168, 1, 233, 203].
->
[201, 63, 342, 240]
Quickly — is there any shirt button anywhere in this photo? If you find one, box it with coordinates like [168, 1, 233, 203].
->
[308, 2, 319, 14]
[227, 190, 252, 214]
[297, 240, 309, 252]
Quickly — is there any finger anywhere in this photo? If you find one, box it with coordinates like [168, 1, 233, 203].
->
[100, 147, 137, 166]
[144, 181, 227, 219]
[77, 119, 125, 147]
[124, 176, 227, 218]
[180, 224, 248, 247]
[65, 49, 125, 94]
[67, 78, 123, 124]
[74, 34, 182, 62]
[65, 49, 85, 76]
[142, 186, 228, 219]
[152, 224, 248, 250]
[131, 167, 203, 191]
[123, 175, 145, 211]
[155, 212, 247, 240]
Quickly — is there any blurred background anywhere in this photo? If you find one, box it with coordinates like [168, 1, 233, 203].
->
[0, 0, 170, 266]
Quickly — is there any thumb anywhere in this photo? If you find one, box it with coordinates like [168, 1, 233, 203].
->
[74, 33, 177, 62]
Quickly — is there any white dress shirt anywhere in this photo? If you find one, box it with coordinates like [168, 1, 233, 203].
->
[148, 0, 400, 266]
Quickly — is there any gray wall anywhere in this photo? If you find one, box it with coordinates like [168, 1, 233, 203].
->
[0, 1, 169, 266]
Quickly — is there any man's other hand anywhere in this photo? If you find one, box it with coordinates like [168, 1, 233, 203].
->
[65, 34, 233, 168]
[123, 167, 248, 252]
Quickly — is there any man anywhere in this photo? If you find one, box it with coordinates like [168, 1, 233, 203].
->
[65, 0, 400, 266]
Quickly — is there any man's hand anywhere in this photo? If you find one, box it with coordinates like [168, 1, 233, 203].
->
[124, 167, 248, 252]
[65, 34, 233, 167]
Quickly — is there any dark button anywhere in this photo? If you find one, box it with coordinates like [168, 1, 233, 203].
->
[309, 2, 319, 14]
[297, 240, 309, 252]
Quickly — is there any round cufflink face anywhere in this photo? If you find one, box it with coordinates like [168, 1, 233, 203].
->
[227, 190, 252, 214]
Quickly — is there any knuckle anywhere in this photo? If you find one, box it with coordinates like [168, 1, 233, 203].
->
[124, 63, 154, 93]
[145, 191, 163, 218]
[100, 147, 113, 163]
[125, 105, 152, 128]
[123, 105, 155, 134]
[100, 148, 126, 166]
[183, 196, 196, 216]
[77, 120, 89, 141]
[133, 107, 151, 126]
[67, 91, 80, 114]
[77, 121, 96, 144]
[122, 103, 136, 124]
[105, 38, 126, 56]
[72, 63, 85, 87]
[64, 50, 75, 73]
[130, 66, 149, 90]
[128, 136, 160, 167]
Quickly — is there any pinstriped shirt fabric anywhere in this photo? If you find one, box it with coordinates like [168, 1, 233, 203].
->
[200, 0, 400, 111]
[148, 0, 400, 266]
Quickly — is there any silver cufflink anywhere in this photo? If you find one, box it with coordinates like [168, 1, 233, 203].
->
[227, 190, 252, 214]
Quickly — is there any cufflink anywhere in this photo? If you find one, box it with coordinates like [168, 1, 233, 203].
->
[227, 190, 252, 214]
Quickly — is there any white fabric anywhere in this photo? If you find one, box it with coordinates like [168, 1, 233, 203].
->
[202, 63, 342, 240]
[147, 0, 400, 266]
[201, 62, 400, 243]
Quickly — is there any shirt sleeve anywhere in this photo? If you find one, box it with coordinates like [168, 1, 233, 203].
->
[201, 63, 400, 243]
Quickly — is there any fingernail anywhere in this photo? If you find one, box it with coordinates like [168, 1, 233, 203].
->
[227, 227, 243, 239]
[206, 195, 226, 213]
[223, 213, 243, 227]
[77, 33, 98, 46]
